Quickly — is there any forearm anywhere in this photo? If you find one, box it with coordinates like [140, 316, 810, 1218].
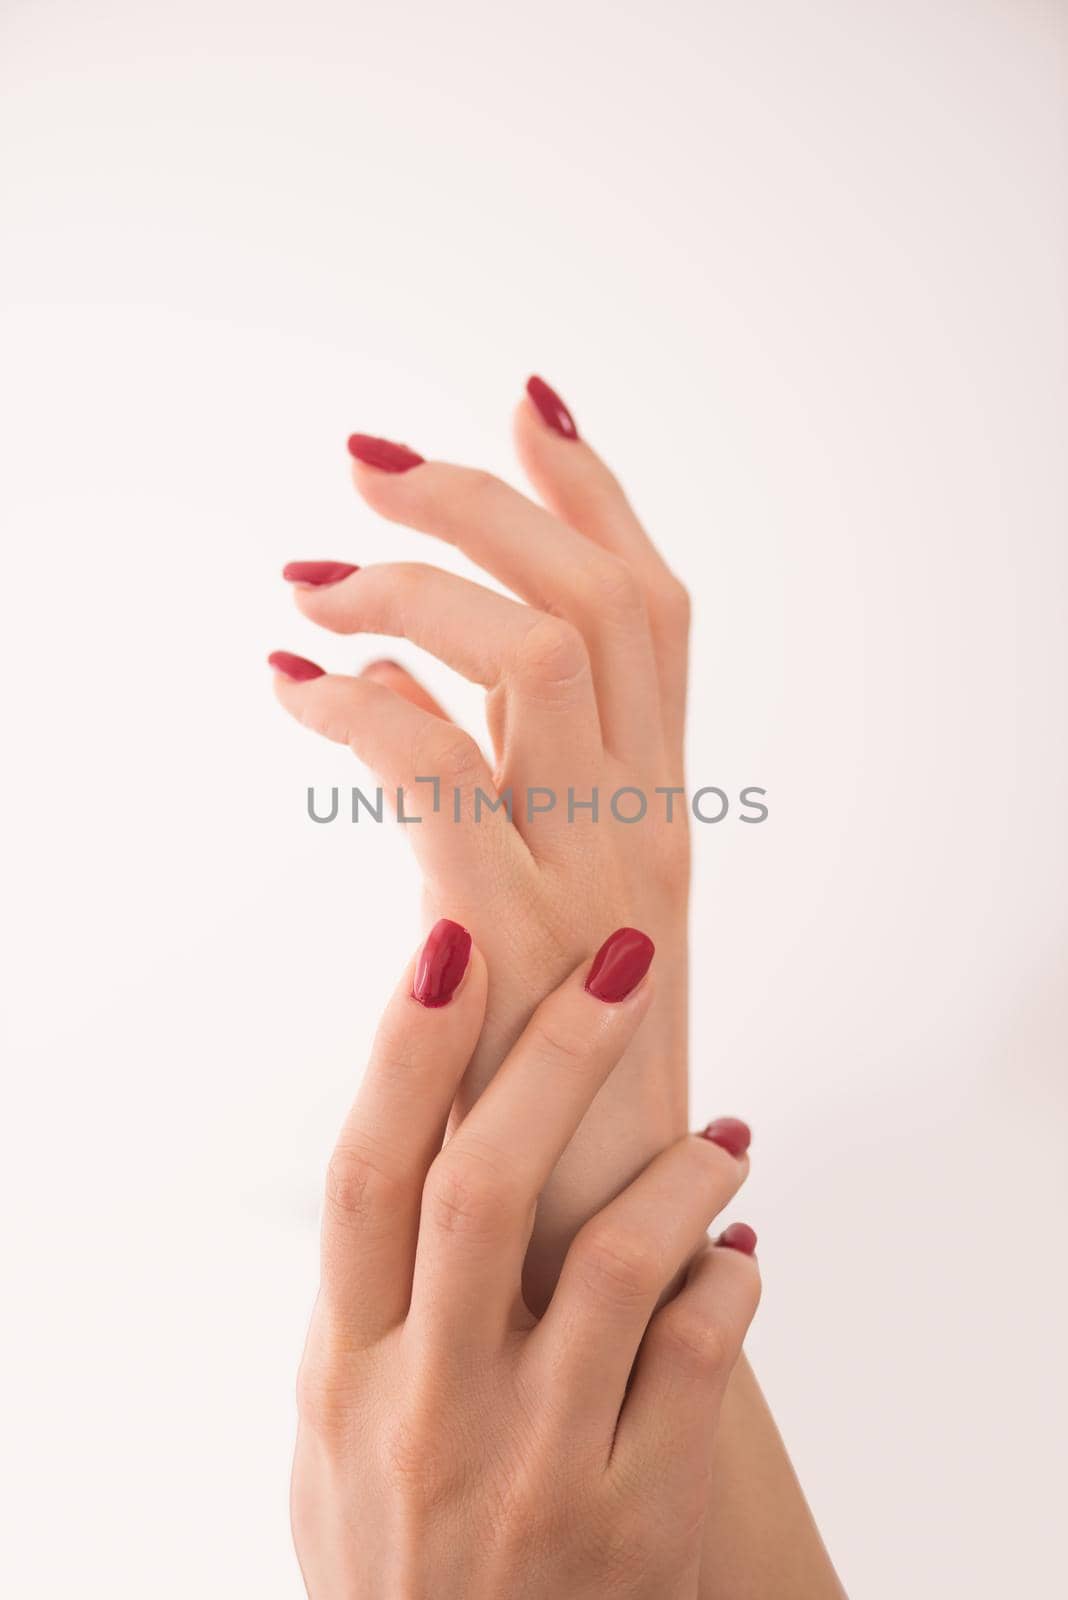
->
[700, 1355, 846, 1600]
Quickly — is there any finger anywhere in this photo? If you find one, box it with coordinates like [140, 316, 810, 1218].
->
[513, 380, 691, 766]
[610, 1232, 760, 1496]
[358, 660, 518, 834]
[268, 654, 525, 894]
[289, 563, 602, 851]
[531, 1119, 752, 1442]
[319, 921, 486, 1345]
[360, 658, 452, 722]
[344, 440, 661, 768]
[358, 660, 496, 825]
[409, 927, 656, 1346]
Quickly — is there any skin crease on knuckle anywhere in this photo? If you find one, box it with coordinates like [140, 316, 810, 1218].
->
[413, 723, 487, 791]
[514, 612, 591, 696]
[572, 1222, 662, 1308]
[423, 1149, 522, 1241]
[578, 552, 646, 626]
[325, 1141, 406, 1222]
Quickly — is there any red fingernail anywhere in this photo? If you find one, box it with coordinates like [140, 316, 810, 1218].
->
[526, 375, 579, 441]
[699, 1118, 752, 1158]
[412, 918, 472, 1008]
[267, 650, 325, 682]
[584, 926, 654, 1003]
[716, 1222, 758, 1256]
[347, 433, 425, 472]
[283, 561, 359, 587]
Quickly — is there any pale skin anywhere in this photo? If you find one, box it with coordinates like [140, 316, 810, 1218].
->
[293, 932, 759, 1598]
[272, 381, 845, 1596]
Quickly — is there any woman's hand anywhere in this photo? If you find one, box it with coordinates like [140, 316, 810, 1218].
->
[292, 919, 759, 1600]
[270, 378, 693, 1305]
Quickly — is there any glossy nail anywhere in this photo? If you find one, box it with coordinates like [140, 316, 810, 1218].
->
[716, 1222, 758, 1256]
[584, 926, 655, 1003]
[267, 650, 325, 682]
[699, 1118, 752, 1158]
[412, 918, 472, 1008]
[283, 561, 359, 587]
[347, 433, 425, 472]
[526, 374, 579, 441]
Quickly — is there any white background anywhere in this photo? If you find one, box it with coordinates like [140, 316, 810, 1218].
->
[2, 2, 1066, 1595]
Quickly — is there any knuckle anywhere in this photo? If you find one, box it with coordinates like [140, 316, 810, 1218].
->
[452, 467, 507, 521]
[572, 1222, 660, 1306]
[655, 1306, 730, 1373]
[423, 1150, 513, 1239]
[414, 723, 484, 788]
[581, 554, 644, 620]
[650, 571, 691, 630]
[531, 1009, 596, 1072]
[515, 613, 589, 690]
[295, 1353, 351, 1441]
[379, 1404, 460, 1510]
[325, 1141, 401, 1221]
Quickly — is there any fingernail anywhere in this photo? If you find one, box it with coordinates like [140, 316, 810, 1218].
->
[412, 918, 472, 1008]
[526, 375, 579, 441]
[347, 433, 425, 472]
[283, 561, 359, 587]
[584, 926, 655, 1003]
[699, 1118, 752, 1158]
[267, 650, 325, 682]
[716, 1222, 758, 1256]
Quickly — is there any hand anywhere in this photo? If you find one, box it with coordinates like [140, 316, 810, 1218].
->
[291, 919, 759, 1600]
[271, 378, 693, 1304]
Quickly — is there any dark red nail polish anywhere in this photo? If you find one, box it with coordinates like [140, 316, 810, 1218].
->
[526, 375, 579, 441]
[412, 918, 472, 1008]
[267, 650, 325, 682]
[347, 433, 425, 472]
[717, 1222, 758, 1256]
[283, 561, 359, 587]
[584, 926, 654, 1003]
[699, 1118, 752, 1158]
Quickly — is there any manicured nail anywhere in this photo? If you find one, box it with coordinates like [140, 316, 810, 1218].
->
[283, 561, 359, 587]
[584, 926, 655, 1003]
[716, 1222, 758, 1255]
[412, 918, 472, 1008]
[267, 650, 325, 682]
[347, 433, 425, 472]
[526, 375, 579, 441]
[699, 1118, 752, 1158]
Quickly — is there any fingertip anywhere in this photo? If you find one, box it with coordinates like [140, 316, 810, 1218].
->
[584, 926, 655, 1004]
[411, 918, 474, 1009]
[716, 1222, 758, 1256]
[282, 560, 360, 588]
[524, 374, 580, 441]
[347, 433, 425, 472]
[267, 649, 325, 682]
